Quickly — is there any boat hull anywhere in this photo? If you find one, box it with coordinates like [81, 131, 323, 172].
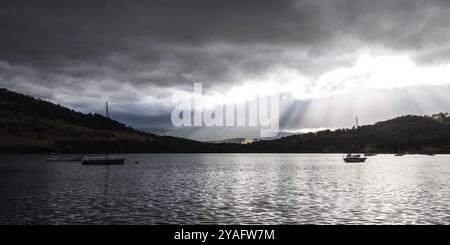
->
[46, 155, 83, 162]
[344, 157, 367, 163]
[81, 158, 125, 165]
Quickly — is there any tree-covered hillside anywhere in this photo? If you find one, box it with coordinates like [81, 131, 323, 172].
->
[1, 88, 449, 154]
[247, 114, 450, 153]
[0, 88, 206, 153]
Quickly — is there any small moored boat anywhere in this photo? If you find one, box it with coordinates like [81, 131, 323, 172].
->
[81, 102, 124, 165]
[81, 155, 124, 165]
[343, 117, 367, 163]
[395, 142, 405, 156]
[47, 153, 83, 162]
[344, 153, 367, 163]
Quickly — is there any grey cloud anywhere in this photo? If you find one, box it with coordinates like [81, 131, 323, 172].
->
[2, 0, 450, 87]
[1, 0, 450, 137]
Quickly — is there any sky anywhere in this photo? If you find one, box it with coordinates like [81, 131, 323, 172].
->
[1, 0, 450, 141]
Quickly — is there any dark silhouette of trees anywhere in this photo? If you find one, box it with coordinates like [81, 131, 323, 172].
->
[1, 88, 449, 153]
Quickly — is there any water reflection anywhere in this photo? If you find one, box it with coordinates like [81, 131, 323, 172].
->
[0, 154, 449, 224]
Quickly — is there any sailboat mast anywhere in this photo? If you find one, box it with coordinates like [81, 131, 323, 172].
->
[355, 117, 359, 153]
[106, 102, 109, 160]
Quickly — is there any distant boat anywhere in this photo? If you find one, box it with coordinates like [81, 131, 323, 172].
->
[47, 153, 83, 162]
[81, 102, 124, 165]
[394, 142, 405, 156]
[344, 153, 367, 163]
[344, 117, 367, 163]
[422, 144, 435, 156]
[81, 155, 124, 165]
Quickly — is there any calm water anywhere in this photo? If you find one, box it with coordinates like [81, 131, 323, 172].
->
[0, 154, 449, 224]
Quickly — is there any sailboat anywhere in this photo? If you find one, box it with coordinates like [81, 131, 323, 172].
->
[47, 153, 83, 162]
[394, 142, 405, 156]
[81, 102, 125, 165]
[343, 117, 367, 163]
[422, 144, 435, 156]
[47, 142, 83, 162]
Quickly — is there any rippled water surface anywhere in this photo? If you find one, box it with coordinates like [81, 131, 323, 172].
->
[0, 154, 449, 224]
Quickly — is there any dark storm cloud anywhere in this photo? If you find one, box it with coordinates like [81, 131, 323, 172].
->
[0, 0, 320, 64]
[2, 0, 449, 86]
[1, 0, 450, 137]
[0, 0, 331, 91]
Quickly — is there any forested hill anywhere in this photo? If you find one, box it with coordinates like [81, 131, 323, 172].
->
[1, 88, 449, 154]
[248, 113, 450, 153]
[0, 88, 141, 135]
[0, 88, 210, 153]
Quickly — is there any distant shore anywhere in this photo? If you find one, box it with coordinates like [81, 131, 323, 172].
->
[2, 88, 450, 156]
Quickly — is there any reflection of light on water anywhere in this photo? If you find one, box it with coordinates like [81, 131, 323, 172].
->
[1, 154, 449, 224]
